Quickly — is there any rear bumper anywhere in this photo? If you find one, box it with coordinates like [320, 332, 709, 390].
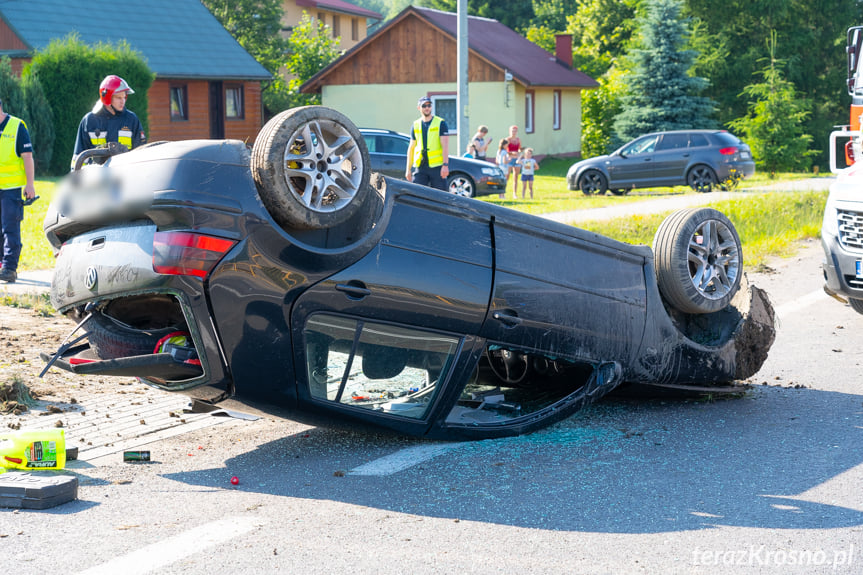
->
[47, 224, 231, 395]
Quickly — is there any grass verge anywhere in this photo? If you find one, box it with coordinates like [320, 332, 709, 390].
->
[15, 174, 826, 275]
[575, 190, 827, 269]
[1, 292, 56, 316]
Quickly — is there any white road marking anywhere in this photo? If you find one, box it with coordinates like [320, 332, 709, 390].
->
[76, 516, 262, 575]
[350, 442, 466, 476]
[773, 289, 829, 318]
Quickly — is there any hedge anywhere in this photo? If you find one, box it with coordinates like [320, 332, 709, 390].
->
[26, 34, 153, 175]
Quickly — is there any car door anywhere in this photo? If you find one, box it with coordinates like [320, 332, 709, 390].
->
[652, 133, 691, 184]
[366, 134, 410, 179]
[481, 215, 648, 366]
[607, 134, 659, 187]
[290, 192, 493, 434]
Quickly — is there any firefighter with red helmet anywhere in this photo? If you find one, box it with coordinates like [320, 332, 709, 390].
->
[72, 75, 146, 163]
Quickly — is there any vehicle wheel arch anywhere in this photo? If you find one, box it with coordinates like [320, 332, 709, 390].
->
[652, 207, 743, 314]
[686, 164, 718, 193]
[578, 169, 608, 195]
[251, 105, 371, 231]
[447, 171, 476, 197]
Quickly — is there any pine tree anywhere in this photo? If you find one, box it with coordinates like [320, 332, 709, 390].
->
[613, 0, 714, 142]
[729, 32, 814, 174]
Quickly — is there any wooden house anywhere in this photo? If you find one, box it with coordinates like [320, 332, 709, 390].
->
[301, 6, 599, 158]
[281, 0, 383, 52]
[0, 0, 272, 143]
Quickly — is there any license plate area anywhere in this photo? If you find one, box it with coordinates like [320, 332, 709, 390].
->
[856, 260, 863, 278]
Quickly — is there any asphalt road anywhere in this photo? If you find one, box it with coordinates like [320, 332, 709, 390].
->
[4, 177, 860, 574]
[3, 237, 862, 574]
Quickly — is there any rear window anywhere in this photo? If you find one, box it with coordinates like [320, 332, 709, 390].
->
[712, 132, 743, 147]
[689, 133, 709, 148]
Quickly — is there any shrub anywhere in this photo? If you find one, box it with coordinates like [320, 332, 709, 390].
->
[0, 57, 54, 174]
[27, 34, 153, 175]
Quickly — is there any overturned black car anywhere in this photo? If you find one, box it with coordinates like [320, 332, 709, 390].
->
[42, 107, 775, 440]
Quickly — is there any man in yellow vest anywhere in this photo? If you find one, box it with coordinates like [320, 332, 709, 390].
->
[0, 98, 35, 284]
[405, 96, 450, 191]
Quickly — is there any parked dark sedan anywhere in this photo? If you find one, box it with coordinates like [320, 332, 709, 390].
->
[41, 107, 775, 440]
[360, 127, 506, 197]
[567, 130, 756, 195]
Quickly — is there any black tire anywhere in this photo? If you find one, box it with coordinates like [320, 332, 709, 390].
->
[653, 208, 743, 314]
[609, 188, 629, 196]
[448, 173, 476, 197]
[85, 312, 180, 359]
[251, 106, 371, 230]
[850, 298, 863, 315]
[578, 170, 608, 195]
[687, 165, 717, 193]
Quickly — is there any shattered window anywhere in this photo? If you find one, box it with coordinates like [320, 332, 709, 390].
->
[304, 314, 460, 420]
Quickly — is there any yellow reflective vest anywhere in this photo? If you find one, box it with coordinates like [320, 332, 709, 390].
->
[0, 116, 26, 190]
[412, 116, 444, 168]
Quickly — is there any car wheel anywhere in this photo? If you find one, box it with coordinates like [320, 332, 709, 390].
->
[578, 170, 608, 195]
[687, 165, 717, 193]
[447, 173, 475, 197]
[849, 298, 863, 315]
[85, 312, 182, 359]
[609, 188, 629, 196]
[251, 106, 371, 230]
[653, 208, 742, 314]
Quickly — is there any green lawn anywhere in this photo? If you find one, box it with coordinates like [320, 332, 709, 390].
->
[19, 177, 60, 270]
[17, 167, 829, 271]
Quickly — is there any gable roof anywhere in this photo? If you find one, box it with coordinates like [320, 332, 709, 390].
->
[303, 6, 597, 92]
[0, 0, 271, 80]
[296, 0, 382, 21]
[415, 7, 596, 88]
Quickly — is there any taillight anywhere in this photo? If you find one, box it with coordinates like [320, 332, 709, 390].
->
[719, 147, 738, 156]
[152, 231, 236, 278]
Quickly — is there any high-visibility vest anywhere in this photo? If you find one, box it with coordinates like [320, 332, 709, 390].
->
[0, 116, 26, 190]
[87, 128, 132, 150]
[412, 116, 444, 168]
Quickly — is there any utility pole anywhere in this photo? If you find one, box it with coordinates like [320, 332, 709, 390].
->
[457, 0, 468, 157]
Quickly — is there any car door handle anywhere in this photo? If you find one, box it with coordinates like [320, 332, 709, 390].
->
[335, 282, 371, 300]
[492, 311, 522, 327]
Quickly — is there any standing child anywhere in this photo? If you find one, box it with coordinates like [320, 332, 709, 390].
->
[471, 126, 490, 161]
[464, 143, 477, 158]
[518, 148, 539, 199]
[495, 138, 509, 199]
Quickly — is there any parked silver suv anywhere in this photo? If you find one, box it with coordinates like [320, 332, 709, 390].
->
[567, 130, 755, 195]
[821, 163, 863, 313]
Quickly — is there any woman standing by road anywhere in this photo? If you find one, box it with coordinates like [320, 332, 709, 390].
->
[506, 125, 522, 198]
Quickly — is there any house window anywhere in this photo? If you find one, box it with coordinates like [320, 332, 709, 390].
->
[225, 85, 244, 119]
[317, 12, 324, 23]
[553, 90, 561, 131]
[332, 15, 340, 38]
[430, 95, 457, 136]
[525, 90, 535, 133]
[170, 85, 188, 120]
[352, 18, 358, 41]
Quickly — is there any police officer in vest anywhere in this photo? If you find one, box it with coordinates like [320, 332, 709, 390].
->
[405, 96, 450, 191]
[73, 75, 146, 164]
[0, 98, 35, 283]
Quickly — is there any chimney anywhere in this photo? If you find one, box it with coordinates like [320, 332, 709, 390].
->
[555, 34, 573, 68]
